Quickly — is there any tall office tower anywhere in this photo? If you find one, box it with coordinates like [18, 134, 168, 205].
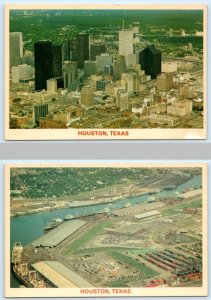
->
[84, 60, 96, 77]
[10, 32, 23, 66]
[76, 33, 89, 69]
[63, 39, 76, 61]
[90, 41, 106, 61]
[80, 86, 94, 108]
[52, 45, 62, 77]
[96, 53, 112, 73]
[139, 45, 161, 79]
[113, 55, 127, 80]
[119, 29, 133, 56]
[34, 41, 53, 91]
[63, 61, 77, 91]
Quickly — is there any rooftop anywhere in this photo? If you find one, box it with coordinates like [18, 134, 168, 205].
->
[32, 261, 94, 287]
[32, 219, 86, 247]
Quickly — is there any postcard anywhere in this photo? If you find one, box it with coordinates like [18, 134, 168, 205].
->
[5, 163, 208, 296]
[5, 4, 207, 140]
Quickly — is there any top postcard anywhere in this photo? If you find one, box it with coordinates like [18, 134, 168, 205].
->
[5, 4, 207, 140]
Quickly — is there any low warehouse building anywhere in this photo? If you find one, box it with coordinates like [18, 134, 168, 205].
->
[32, 219, 86, 248]
[134, 210, 160, 220]
[32, 261, 94, 287]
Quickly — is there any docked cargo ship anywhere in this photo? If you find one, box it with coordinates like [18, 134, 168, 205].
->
[11, 242, 47, 288]
[11, 242, 23, 265]
[13, 263, 47, 288]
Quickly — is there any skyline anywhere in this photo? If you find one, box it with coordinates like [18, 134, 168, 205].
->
[6, 5, 207, 139]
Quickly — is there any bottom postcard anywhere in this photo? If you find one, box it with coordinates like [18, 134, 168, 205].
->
[5, 163, 208, 297]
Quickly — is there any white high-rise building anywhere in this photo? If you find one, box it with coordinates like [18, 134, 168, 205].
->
[119, 30, 133, 56]
[10, 32, 23, 66]
[12, 64, 32, 83]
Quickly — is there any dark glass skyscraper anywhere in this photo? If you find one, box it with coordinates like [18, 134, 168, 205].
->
[34, 41, 53, 90]
[76, 33, 89, 69]
[52, 45, 62, 77]
[90, 42, 106, 61]
[139, 45, 161, 79]
[63, 39, 76, 61]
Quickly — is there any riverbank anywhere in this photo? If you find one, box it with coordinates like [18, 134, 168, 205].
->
[11, 190, 152, 217]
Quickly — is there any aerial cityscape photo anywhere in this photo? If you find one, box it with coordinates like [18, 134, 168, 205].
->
[7, 165, 206, 295]
[7, 7, 205, 136]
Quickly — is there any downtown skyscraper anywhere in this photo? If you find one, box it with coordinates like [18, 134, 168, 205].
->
[34, 41, 53, 91]
[10, 32, 23, 66]
[76, 33, 89, 69]
[139, 45, 162, 79]
[34, 41, 62, 91]
[119, 29, 133, 57]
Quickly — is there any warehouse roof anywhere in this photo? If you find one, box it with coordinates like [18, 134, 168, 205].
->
[32, 219, 86, 248]
[182, 188, 202, 199]
[32, 261, 94, 288]
[134, 210, 160, 219]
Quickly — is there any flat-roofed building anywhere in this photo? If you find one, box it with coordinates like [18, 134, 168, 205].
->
[32, 219, 86, 248]
[167, 100, 192, 117]
[47, 78, 58, 93]
[84, 60, 96, 77]
[32, 261, 94, 287]
[12, 64, 32, 83]
[150, 114, 179, 126]
[157, 73, 173, 91]
[116, 90, 129, 112]
[80, 86, 94, 108]
[161, 61, 177, 73]
[134, 210, 160, 219]
[29, 90, 58, 102]
[96, 53, 112, 73]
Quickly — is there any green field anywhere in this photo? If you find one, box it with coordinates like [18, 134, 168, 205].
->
[162, 198, 202, 216]
[76, 246, 157, 255]
[176, 199, 202, 209]
[107, 278, 130, 288]
[109, 251, 159, 278]
[64, 221, 113, 255]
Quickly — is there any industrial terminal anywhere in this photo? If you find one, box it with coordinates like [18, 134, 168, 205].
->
[10, 167, 203, 289]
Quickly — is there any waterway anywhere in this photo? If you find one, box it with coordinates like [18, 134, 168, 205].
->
[10, 174, 202, 287]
